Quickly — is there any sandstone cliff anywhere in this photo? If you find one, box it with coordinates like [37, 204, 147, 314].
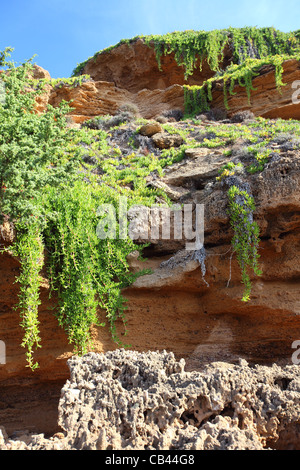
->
[34, 39, 300, 122]
[1, 351, 300, 450]
[0, 114, 300, 437]
[0, 30, 300, 446]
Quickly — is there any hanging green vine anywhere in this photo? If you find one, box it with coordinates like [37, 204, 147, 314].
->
[0, 48, 177, 369]
[227, 184, 262, 302]
[11, 221, 44, 370]
[72, 27, 300, 79]
[42, 182, 146, 354]
[184, 53, 299, 116]
[143, 29, 230, 79]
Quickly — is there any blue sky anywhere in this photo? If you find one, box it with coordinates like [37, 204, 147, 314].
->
[1, 0, 299, 78]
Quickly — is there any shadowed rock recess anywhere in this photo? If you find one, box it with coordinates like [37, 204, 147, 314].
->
[1, 28, 300, 450]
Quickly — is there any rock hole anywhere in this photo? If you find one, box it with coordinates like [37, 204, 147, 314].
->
[112, 368, 121, 379]
[193, 179, 208, 191]
[274, 377, 293, 391]
[180, 396, 215, 428]
[279, 168, 290, 178]
[119, 417, 132, 440]
[88, 420, 95, 432]
[220, 404, 235, 419]
[180, 410, 198, 426]
[238, 414, 244, 429]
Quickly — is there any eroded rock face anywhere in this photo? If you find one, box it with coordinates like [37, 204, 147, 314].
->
[47, 81, 184, 123]
[0, 120, 300, 436]
[38, 55, 300, 123]
[210, 59, 300, 120]
[80, 39, 220, 93]
[1, 351, 299, 450]
[123, 147, 300, 370]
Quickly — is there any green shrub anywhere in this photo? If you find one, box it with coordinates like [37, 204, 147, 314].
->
[72, 27, 300, 81]
[1, 48, 197, 370]
[0, 49, 148, 369]
[227, 183, 262, 302]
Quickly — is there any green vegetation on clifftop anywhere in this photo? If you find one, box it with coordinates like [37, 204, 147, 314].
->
[72, 27, 300, 116]
[2, 30, 300, 369]
[72, 26, 300, 78]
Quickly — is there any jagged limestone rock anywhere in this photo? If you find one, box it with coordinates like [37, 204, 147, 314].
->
[56, 351, 300, 450]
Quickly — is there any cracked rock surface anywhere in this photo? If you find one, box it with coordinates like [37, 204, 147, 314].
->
[2, 350, 299, 450]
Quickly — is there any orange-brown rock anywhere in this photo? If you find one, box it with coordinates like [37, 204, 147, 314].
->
[36, 59, 300, 124]
[139, 122, 163, 137]
[152, 132, 184, 149]
[1, 146, 300, 436]
[80, 39, 227, 93]
[31, 65, 51, 81]
[210, 59, 300, 120]
[47, 80, 184, 123]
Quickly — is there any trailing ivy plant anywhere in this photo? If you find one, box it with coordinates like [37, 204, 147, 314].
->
[143, 29, 230, 79]
[72, 27, 300, 80]
[227, 183, 262, 302]
[10, 221, 44, 370]
[184, 53, 300, 116]
[0, 48, 151, 369]
[42, 182, 149, 354]
[216, 163, 262, 301]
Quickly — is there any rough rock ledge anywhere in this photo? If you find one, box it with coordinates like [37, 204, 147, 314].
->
[1, 350, 299, 450]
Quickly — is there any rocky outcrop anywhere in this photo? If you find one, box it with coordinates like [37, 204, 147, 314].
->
[48, 80, 184, 123]
[31, 37, 300, 124]
[125, 146, 300, 371]
[209, 59, 300, 120]
[1, 351, 299, 450]
[35, 54, 300, 123]
[1, 117, 300, 435]
[79, 39, 223, 93]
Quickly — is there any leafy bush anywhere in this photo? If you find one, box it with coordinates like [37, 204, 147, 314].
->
[82, 111, 136, 131]
[0, 53, 77, 222]
[162, 109, 184, 122]
[0, 49, 150, 369]
[231, 110, 255, 123]
[206, 107, 228, 121]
